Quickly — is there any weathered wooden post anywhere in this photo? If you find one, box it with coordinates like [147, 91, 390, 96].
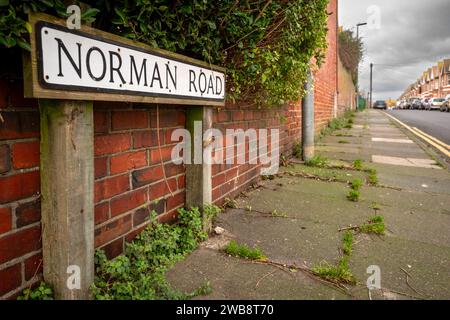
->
[24, 12, 225, 299]
[186, 107, 213, 231]
[39, 99, 94, 299]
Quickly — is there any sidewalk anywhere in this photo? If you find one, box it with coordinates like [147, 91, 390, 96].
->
[167, 110, 450, 300]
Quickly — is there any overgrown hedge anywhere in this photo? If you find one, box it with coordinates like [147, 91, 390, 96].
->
[0, 0, 330, 106]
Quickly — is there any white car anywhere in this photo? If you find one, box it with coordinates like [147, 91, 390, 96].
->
[427, 98, 445, 110]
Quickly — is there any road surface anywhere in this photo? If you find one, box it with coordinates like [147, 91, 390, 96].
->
[386, 110, 450, 145]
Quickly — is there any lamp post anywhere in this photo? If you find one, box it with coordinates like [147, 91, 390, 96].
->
[355, 22, 367, 109]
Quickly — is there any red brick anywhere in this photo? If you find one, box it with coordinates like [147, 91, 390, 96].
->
[177, 175, 186, 189]
[112, 111, 148, 130]
[244, 111, 254, 121]
[110, 188, 147, 217]
[212, 186, 221, 202]
[94, 214, 132, 247]
[95, 157, 108, 179]
[166, 192, 185, 211]
[0, 144, 10, 174]
[232, 110, 244, 121]
[218, 111, 231, 123]
[132, 165, 164, 188]
[133, 130, 156, 149]
[151, 110, 184, 128]
[157, 210, 179, 224]
[95, 174, 130, 203]
[95, 202, 109, 225]
[94, 133, 131, 156]
[150, 146, 172, 164]
[7, 79, 37, 108]
[0, 264, 22, 296]
[0, 207, 12, 234]
[132, 200, 165, 227]
[0, 225, 41, 264]
[110, 151, 147, 175]
[164, 163, 184, 177]
[15, 199, 40, 228]
[177, 111, 186, 126]
[11, 140, 39, 169]
[212, 173, 225, 188]
[125, 225, 146, 243]
[149, 178, 177, 200]
[0, 171, 40, 204]
[102, 237, 124, 259]
[133, 208, 151, 227]
[24, 253, 43, 281]
[0, 111, 39, 140]
[94, 111, 109, 134]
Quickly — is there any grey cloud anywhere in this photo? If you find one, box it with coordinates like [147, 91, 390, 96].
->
[339, 0, 450, 100]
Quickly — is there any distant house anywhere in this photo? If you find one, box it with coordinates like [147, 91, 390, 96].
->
[439, 59, 450, 97]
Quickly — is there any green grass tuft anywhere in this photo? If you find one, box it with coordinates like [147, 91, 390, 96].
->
[312, 257, 355, 284]
[305, 155, 329, 168]
[359, 215, 386, 235]
[353, 159, 363, 170]
[347, 189, 360, 202]
[350, 178, 363, 190]
[342, 231, 354, 256]
[224, 240, 267, 261]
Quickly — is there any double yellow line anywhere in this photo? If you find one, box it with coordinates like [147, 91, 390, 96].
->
[383, 112, 450, 157]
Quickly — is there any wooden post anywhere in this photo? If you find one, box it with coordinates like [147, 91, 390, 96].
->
[185, 106, 213, 231]
[39, 99, 94, 300]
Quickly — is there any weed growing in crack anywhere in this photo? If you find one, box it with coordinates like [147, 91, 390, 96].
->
[353, 159, 363, 171]
[312, 230, 355, 284]
[305, 155, 329, 168]
[359, 215, 386, 235]
[271, 210, 288, 218]
[338, 140, 350, 144]
[223, 198, 238, 209]
[347, 178, 363, 202]
[224, 240, 267, 261]
[342, 231, 354, 256]
[368, 171, 378, 185]
[350, 178, 363, 190]
[347, 190, 360, 202]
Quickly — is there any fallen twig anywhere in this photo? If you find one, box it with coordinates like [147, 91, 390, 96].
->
[255, 269, 277, 289]
[400, 268, 425, 297]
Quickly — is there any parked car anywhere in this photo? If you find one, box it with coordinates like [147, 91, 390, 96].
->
[412, 98, 422, 109]
[427, 97, 445, 110]
[420, 98, 430, 110]
[373, 100, 387, 110]
[440, 94, 450, 112]
[400, 100, 408, 109]
[406, 98, 419, 109]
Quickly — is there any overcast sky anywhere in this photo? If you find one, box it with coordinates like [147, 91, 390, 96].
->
[339, 0, 450, 101]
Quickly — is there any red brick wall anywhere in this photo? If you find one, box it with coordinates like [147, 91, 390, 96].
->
[0, 79, 42, 299]
[93, 103, 186, 259]
[314, 0, 338, 130]
[211, 101, 301, 204]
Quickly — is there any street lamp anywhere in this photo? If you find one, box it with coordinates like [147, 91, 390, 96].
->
[355, 22, 367, 109]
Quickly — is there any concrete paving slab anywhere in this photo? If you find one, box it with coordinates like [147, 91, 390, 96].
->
[372, 155, 441, 169]
[372, 138, 413, 144]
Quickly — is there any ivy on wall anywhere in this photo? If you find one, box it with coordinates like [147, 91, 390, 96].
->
[0, 0, 330, 106]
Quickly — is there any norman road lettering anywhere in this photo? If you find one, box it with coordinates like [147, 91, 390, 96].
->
[37, 22, 225, 102]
